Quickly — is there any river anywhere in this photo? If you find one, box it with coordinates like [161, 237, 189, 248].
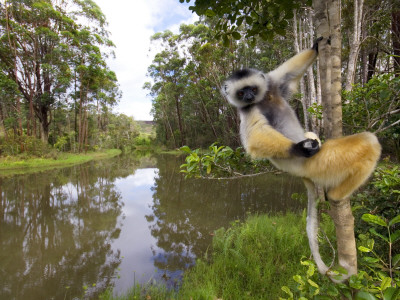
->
[0, 153, 305, 299]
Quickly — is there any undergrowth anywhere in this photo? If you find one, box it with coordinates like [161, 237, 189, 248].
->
[101, 213, 334, 299]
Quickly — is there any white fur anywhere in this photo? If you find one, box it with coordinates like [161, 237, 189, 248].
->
[222, 70, 268, 108]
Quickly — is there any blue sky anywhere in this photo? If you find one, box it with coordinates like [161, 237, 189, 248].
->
[95, 0, 198, 120]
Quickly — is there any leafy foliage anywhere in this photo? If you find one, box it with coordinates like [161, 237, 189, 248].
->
[180, 143, 272, 178]
[0, 130, 52, 157]
[180, 0, 311, 45]
[281, 165, 400, 300]
[281, 253, 400, 300]
[354, 164, 400, 232]
[343, 74, 400, 158]
[0, 0, 120, 147]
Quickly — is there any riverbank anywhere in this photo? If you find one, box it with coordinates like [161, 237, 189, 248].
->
[101, 212, 335, 300]
[0, 149, 121, 176]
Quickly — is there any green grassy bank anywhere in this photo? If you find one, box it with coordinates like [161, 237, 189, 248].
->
[101, 212, 334, 300]
[0, 149, 121, 176]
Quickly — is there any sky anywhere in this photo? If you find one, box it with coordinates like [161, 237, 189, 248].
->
[94, 0, 199, 121]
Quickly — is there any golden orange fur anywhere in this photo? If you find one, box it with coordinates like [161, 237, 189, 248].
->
[225, 46, 381, 201]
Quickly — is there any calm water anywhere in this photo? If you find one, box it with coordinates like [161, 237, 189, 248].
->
[0, 153, 305, 299]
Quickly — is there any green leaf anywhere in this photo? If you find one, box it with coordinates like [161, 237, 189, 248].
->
[222, 35, 230, 47]
[308, 278, 319, 288]
[205, 9, 216, 17]
[362, 256, 379, 263]
[326, 285, 339, 296]
[293, 274, 305, 286]
[355, 291, 378, 300]
[362, 214, 387, 227]
[389, 215, 400, 227]
[369, 228, 389, 242]
[380, 277, 392, 291]
[308, 279, 320, 295]
[180, 146, 191, 153]
[231, 31, 241, 40]
[358, 246, 372, 253]
[281, 286, 293, 297]
[245, 16, 253, 25]
[236, 16, 244, 27]
[383, 287, 400, 300]
[306, 263, 315, 277]
[392, 254, 400, 267]
[390, 230, 400, 243]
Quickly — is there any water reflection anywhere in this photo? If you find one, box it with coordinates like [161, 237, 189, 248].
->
[0, 159, 130, 300]
[145, 155, 305, 288]
[0, 154, 306, 299]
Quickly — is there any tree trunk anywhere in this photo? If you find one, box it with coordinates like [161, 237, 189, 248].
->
[175, 96, 185, 146]
[313, 0, 356, 282]
[328, 0, 343, 138]
[16, 97, 24, 152]
[367, 50, 378, 81]
[293, 10, 310, 131]
[392, 10, 400, 76]
[329, 198, 358, 278]
[345, 0, 364, 91]
[0, 102, 6, 139]
[306, 9, 319, 133]
[314, 0, 333, 138]
[361, 23, 368, 85]
[40, 119, 49, 143]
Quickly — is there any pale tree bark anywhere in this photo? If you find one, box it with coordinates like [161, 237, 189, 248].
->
[293, 10, 310, 131]
[314, 0, 342, 139]
[361, 22, 368, 85]
[314, 1, 333, 138]
[392, 10, 400, 76]
[329, 0, 343, 139]
[345, 0, 364, 91]
[306, 9, 319, 133]
[312, 0, 357, 282]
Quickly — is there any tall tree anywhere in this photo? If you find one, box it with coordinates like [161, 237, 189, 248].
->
[179, 0, 362, 282]
[0, 0, 116, 143]
[392, 10, 400, 75]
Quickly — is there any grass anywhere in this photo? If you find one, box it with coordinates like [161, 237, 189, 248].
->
[102, 212, 335, 300]
[0, 149, 121, 176]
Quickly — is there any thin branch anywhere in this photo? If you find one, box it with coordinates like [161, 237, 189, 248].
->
[374, 118, 400, 134]
[196, 170, 273, 180]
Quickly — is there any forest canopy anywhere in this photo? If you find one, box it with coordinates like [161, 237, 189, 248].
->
[145, 0, 399, 158]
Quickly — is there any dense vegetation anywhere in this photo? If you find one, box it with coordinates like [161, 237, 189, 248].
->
[0, 0, 145, 157]
[1, 0, 399, 299]
[99, 160, 399, 300]
[145, 0, 400, 158]
[139, 0, 400, 298]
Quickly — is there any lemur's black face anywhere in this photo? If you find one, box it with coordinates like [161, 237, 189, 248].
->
[237, 86, 258, 103]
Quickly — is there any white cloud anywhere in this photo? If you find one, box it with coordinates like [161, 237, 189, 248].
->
[95, 0, 198, 120]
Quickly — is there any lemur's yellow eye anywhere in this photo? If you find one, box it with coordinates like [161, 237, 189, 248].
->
[238, 91, 244, 97]
[252, 87, 258, 93]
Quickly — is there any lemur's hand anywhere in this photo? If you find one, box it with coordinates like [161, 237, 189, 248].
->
[312, 36, 324, 53]
[291, 139, 320, 158]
